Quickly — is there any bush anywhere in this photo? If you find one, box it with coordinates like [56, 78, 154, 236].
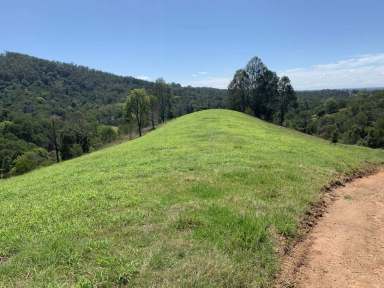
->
[331, 130, 339, 143]
[98, 126, 118, 144]
[12, 148, 50, 175]
[70, 144, 84, 158]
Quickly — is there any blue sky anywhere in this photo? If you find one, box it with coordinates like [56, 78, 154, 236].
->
[1, 0, 384, 90]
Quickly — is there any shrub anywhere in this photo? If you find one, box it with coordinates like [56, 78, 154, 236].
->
[98, 126, 118, 144]
[12, 148, 50, 175]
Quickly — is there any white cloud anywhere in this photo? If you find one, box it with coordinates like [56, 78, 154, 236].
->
[135, 75, 151, 81]
[192, 71, 209, 78]
[280, 54, 384, 90]
[183, 53, 384, 90]
[186, 77, 231, 88]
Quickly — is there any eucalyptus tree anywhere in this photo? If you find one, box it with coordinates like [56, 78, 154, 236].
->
[50, 115, 60, 163]
[245, 57, 279, 120]
[277, 76, 297, 125]
[228, 69, 250, 112]
[153, 78, 172, 123]
[126, 88, 150, 137]
[148, 94, 158, 130]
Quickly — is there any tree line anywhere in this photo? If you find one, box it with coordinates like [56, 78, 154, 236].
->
[285, 90, 384, 147]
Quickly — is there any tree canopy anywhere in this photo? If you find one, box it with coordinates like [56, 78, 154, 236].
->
[228, 56, 297, 124]
[125, 88, 150, 137]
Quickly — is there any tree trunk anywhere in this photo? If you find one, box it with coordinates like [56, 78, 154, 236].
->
[135, 109, 142, 137]
[137, 116, 142, 137]
[279, 96, 286, 126]
[51, 119, 60, 162]
[151, 111, 155, 130]
[137, 120, 142, 136]
[161, 111, 165, 123]
[279, 108, 285, 126]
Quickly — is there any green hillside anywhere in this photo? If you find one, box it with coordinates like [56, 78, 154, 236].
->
[0, 52, 227, 176]
[1, 109, 383, 287]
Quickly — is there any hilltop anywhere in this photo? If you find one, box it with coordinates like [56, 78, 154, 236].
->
[1, 109, 383, 287]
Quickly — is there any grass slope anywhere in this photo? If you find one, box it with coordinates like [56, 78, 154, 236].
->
[1, 109, 383, 287]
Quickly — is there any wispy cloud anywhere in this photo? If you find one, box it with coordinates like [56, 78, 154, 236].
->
[192, 71, 209, 77]
[280, 54, 384, 90]
[187, 77, 231, 88]
[183, 53, 384, 90]
[135, 75, 151, 81]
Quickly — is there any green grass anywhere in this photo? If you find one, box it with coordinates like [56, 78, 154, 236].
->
[1, 109, 383, 287]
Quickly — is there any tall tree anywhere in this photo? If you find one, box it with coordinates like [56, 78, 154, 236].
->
[277, 76, 297, 125]
[245, 57, 279, 120]
[153, 78, 172, 123]
[148, 94, 158, 130]
[59, 132, 75, 160]
[125, 88, 150, 137]
[50, 116, 60, 163]
[228, 69, 250, 112]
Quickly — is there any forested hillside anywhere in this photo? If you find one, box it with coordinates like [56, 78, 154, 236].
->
[287, 90, 384, 147]
[0, 52, 227, 177]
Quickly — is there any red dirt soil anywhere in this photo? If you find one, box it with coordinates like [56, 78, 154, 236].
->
[278, 170, 384, 288]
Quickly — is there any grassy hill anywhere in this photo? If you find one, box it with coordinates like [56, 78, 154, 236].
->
[0, 52, 228, 176]
[1, 109, 383, 287]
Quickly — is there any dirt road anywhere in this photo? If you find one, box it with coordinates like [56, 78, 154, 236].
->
[281, 170, 384, 288]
